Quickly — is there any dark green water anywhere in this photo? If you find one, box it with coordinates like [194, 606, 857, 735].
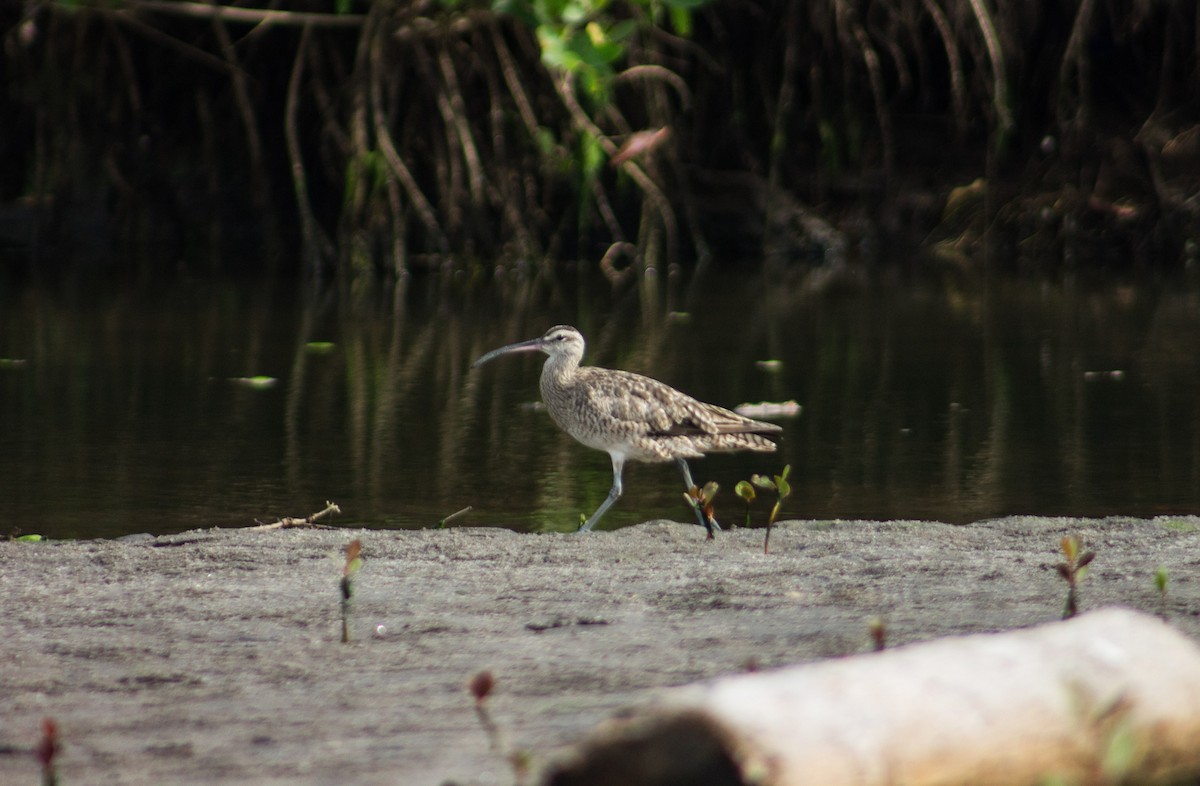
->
[1, 270, 1197, 539]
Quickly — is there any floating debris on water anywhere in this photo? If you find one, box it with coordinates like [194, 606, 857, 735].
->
[231, 376, 278, 389]
[1083, 370, 1125, 381]
[735, 400, 802, 419]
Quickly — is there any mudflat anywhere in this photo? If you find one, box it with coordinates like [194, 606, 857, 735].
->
[3, 517, 1198, 785]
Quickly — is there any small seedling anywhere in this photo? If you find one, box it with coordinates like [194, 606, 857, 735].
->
[1154, 567, 1169, 620]
[683, 481, 719, 540]
[435, 506, 472, 529]
[734, 480, 756, 528]
[751, 464, 792, 554]
[469, 671, 530, 785]
[868, 617, 887, 651]
[341, 539, 363, 643]
[1055, 535, 1095, 619]
[37, 718, 58, 786]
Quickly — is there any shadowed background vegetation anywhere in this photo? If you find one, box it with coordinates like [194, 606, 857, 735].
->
[3, 0, 1199, 279]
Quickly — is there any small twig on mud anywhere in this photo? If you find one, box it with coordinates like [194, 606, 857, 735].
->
[248, 501, 341, 531]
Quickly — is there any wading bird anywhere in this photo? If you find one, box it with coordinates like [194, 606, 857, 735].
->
[472, 325, 782, 532]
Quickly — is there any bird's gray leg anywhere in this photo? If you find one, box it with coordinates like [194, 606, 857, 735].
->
[677, 458, 722, 533]
[579, 454, 624, 532]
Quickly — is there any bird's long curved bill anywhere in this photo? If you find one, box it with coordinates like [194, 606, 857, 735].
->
[472, 337, 544, 368]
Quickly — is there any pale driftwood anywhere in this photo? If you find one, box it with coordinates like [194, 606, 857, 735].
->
[247, 501, 341, 532]
[545, 609, 1200, 786]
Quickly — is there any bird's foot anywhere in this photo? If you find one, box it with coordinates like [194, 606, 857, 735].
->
[684, 483, 722, 539]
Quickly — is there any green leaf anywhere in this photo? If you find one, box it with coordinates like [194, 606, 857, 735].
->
[305, 342, 335, 354]
[750, 474, 776, 491]
[1154, 567, 1169, 593]
[668, 6, 691, 36]
[581, 133, 606, 179]
[734, 480, 756, 503]
[232, 375, 278, 389]
[775, 475, 791, 500]
[700, 481, 719, 505]
[537, 25, 581, 73]
[607, 19, 638, 43]
[15, 534, 43, 542]
[1101, 723, 1139, 780]
[565, 27, 620, 72]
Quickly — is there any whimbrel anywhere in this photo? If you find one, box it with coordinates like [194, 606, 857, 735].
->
[473, 325, 782, 532]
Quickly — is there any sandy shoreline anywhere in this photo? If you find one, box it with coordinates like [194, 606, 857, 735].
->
[3, 517, 1198, 784]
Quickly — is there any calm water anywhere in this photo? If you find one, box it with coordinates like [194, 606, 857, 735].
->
[1, 269, 1198, 539]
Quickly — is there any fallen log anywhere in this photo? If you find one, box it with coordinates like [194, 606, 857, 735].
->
[544, 608, 1200, 786]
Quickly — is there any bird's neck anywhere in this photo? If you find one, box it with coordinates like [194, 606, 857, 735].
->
[540, 352, 579, 390]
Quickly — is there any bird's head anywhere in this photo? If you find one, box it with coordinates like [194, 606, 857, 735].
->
[472, 325, 585, 368]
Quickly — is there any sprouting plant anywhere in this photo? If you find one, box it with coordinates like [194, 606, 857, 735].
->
[684, 481, 720, 540]
[751, 464, 792, 554]
[868, 617, 887, 652]
[1055, 535, 1095, 619]
[37, 717, 58, 786]
[734, 480, 756, 528]
[435, 506, 472, 529]
[469, 671, 530, 785]
[1154, 567, 1169, 620]
[341, 539, 363, 643]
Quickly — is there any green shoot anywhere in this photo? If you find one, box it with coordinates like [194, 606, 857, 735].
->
[435, 506, 472, 529]
[37, 718, 58, 786]
[1055, 535, 1095, 619]
[751, 464, 792, 554]
[734, 480, 756, 528]
[868, 617, 887, 651]
[1154, 567, 1169, 620]
[341, 539, 363, 643]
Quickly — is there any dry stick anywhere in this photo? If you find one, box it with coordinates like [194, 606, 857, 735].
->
[553, 74, 679, 268]
[437, 45, 486, 210]
[211, 16, 276, 240]
[476, 29, 539, 259]
[1055, 0, 1097, 128]
[921, 0, 967, 136]
[765, 2, 800, 254]
[248, 501, 342, 531]
[599, 242, 638, 286]
[833, 0, 894, 173]
[411, 40, 467, 235]
[367, 16, 409, 275]
[286, 22, 334, 273]
[109, 11, 231, 73]
[374, 99, 450, 255]
[490, 22, 541, 140]
[614, 64, 693, 112]
[966, 0, 1014, 138]
[124, 0, 366, 28]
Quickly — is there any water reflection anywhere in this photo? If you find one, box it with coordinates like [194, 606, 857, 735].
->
[0, 271, 1197, 539]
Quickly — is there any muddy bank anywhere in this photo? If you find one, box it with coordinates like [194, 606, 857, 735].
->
[3, 517, 1199, 785]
